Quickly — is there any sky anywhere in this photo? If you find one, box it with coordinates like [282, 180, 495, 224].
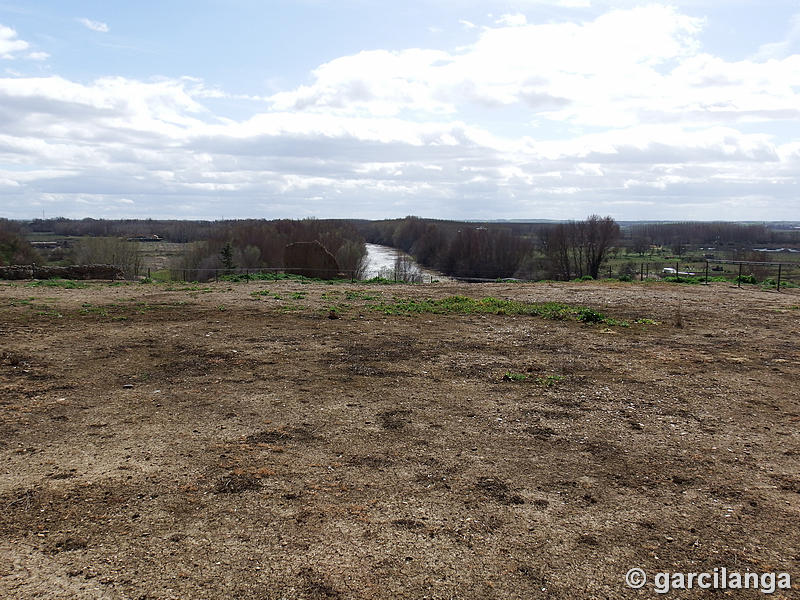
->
[0, 0, 799, 221]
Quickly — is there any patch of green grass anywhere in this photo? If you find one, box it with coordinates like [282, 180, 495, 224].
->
[280, 303, 305, 312]
[662, 275, 725, 284]
[761, 279, 799, 290]
[289, 291, 306, 300]
[80, 302, 108, 317]
[365, 295, 626, 326]
[9, 297, 36, 307]
[26, 278, 88, 289]
[633, 317, 658, 325]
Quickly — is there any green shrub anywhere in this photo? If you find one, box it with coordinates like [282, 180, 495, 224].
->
[577, 307, 605, 323]
[734, 274, 757, 284]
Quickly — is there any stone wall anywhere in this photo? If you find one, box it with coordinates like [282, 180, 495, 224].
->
[0, 264, 124, 280]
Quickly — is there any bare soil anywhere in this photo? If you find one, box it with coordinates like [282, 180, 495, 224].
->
[1, 279, 798, 599]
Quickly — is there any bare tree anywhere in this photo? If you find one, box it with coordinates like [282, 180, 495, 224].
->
[71, 237, 142, 279]
[545, 215, 619, 280]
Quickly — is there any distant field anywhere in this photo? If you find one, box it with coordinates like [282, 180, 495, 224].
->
[1, 280, 798, 598]
[133, 241, 190, 271]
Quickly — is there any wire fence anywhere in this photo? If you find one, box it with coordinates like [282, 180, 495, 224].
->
[148, 266, 444, 284]
[143, 259, 800, 290]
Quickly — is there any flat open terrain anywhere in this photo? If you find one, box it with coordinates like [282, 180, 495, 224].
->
[1, 279, 798, 599]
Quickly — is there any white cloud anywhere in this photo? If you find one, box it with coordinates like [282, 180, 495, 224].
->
[77, 18, 109, 33]
[0, 6, 798, 221]
[495, 14, 527, 27]
[458, 19, 477, 30]
[27, 51, 49, 61]
[0, 24, 30, 59]
[753, 13, 800, 60]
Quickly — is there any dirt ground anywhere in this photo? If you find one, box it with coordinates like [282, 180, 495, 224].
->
[0, 279, 798, 599]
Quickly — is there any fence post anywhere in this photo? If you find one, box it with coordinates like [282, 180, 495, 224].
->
[704, 261, 708, 284]
[148, 268, 151, 280]
[183, 269, 187, 282]
[777, 264, 782, 292]
[737, 263, 742, 288]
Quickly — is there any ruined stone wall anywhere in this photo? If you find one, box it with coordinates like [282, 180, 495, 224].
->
[0, 264, 124, 280]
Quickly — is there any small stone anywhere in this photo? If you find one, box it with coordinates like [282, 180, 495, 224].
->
[122, 384, 134, 389]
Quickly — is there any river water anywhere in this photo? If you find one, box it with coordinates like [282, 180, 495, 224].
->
[363, 243, 451, 282]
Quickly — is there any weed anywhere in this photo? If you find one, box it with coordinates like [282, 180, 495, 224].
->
[344, 290, 379, 301]
[577, 308, 605, 323]
[290, 291, 306, 300]
[502, 372, 527, 381]
[280, 304, 305, 312]
[673, 301, 684, 328]
[214, 473, 261, 494]
[535, 374, 564, 387]
[633, 318, 658, 325]
[250, 290, 282, 299]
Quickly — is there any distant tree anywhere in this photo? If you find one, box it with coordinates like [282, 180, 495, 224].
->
[335, 240, 368, 279]
[631, 236, 650, 256]
[391, 255, 422, 283]
[0, 220, 41, 266]
[70, 237, 141, 279]
[545, 215, 620, 280]
[220, 242, 236, 270]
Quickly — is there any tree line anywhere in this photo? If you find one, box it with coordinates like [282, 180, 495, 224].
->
[355, 215, 620, 280]
[5, 216, 798, 282]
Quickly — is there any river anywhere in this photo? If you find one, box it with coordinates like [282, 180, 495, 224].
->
[363, 243, 451, 282]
